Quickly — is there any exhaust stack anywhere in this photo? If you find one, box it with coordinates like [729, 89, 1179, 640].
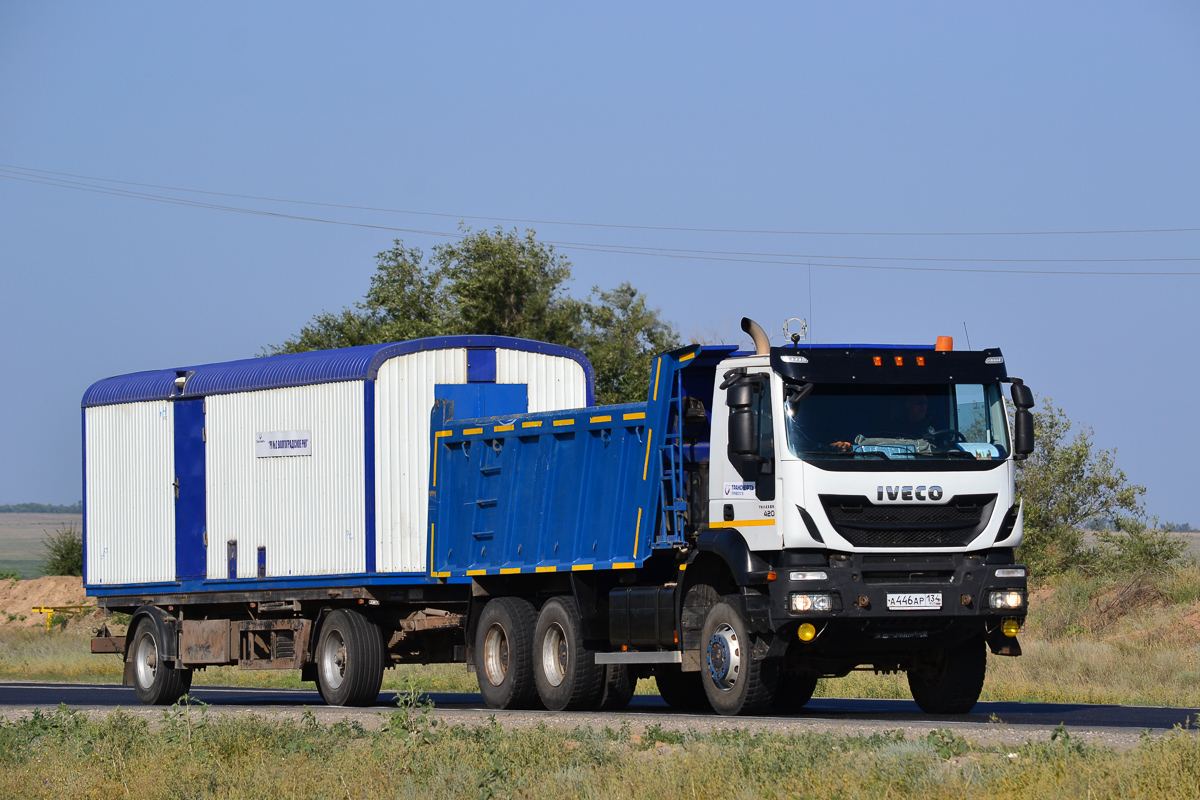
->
[741, 317, 770, 355]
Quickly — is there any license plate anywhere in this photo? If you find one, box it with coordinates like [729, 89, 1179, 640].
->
[886, 592, 942, 611]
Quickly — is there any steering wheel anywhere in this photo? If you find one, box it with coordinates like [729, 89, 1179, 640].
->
[925, 428, 967, 446]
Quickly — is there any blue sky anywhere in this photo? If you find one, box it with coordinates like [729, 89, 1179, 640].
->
[2, 3, 1198, 522]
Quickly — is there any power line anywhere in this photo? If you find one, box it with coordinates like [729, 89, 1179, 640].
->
[2, 168, 1198, 276]
[4, 162, 1199, 239]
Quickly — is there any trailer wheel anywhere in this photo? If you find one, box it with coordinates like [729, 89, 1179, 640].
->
[595, 664, 636, 711]
[699, 601, 779, 716]
[475, 597, 541, 709]
[773, 675, 819, 713]
[533, 597, 604, 711]
[653, 664, 711, 712]
[315, 609, 384, 707]
[129, 621, 192, 705]
[907, 637, 987, 714]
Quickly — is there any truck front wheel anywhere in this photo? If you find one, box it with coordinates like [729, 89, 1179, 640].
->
[907, 637, 987, 714]
[699, 601, 779, 716]
[315, 609, 384, 707]
[129, 621, 192, 705]
[533, 597, 604, 711]
[475, 597, 541, 709]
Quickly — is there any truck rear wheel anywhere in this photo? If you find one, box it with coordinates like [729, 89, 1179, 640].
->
[533, 597, 604, 711]
[315, 609, 384, 707]
[699, 601, 779, 716]
[129, 621, 192, 705]
[475, 597, 541, 709]
[653, 664, 711, 712]
[907, 637, 987, 714]
[595, 664, 636, 711]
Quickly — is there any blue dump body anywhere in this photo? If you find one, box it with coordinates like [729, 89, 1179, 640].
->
[429, 345, 705, 577]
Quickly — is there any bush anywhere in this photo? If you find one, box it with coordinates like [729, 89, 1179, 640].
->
[41, 523, 83, 577]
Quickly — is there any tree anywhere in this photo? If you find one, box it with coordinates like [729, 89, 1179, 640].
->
[1015, 397, 1150, 574]
[268, 228, 678, 404]
[41, 523, 83, 577]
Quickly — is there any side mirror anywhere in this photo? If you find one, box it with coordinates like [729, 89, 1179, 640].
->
[726, 379, 757, 456]
[1013, 408, 1034, 458]
[1010, 381, 1034, 409]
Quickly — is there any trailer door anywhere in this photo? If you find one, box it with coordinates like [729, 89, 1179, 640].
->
[173, 398, 207, 580]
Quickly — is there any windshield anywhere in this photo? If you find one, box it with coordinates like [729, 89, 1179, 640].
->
[784, 383, 1010, 461]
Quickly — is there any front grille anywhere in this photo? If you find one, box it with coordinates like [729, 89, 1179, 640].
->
[820, 494, 996, 547]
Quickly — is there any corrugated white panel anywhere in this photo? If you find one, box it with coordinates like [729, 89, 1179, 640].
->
[206, 382, 365, 579]
[374, 349, 467, 573]
[84, 401, 175, 585]
[495, 349, 588, 413]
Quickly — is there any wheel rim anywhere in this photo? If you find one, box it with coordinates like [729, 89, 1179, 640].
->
[321, 629, 347, 691]
[706, 623, 741, 691]
[541, 622, 568, 687]
[134, 630, 158, 689]
[483, 623, 510, 687]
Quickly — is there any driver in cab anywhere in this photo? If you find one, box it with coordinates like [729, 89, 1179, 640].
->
[830, 394, 931, 452]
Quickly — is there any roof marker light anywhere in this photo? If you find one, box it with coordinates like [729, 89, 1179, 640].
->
[916, 356, 926, 366]
[935, 336, 953, 351]
[873, 356, 882, 366]
[894, 356, 904, 366]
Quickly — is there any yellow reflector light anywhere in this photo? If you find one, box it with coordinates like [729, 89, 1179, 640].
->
[798, 623, 817, 642]
[1002, 619, 1020, 638]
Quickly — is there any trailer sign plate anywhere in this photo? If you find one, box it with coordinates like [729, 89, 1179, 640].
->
[886, 592, 942, 611]
[255, 431, 312, 458]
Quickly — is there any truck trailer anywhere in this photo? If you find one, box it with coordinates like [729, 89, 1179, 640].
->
[87, 320, 1034, 716]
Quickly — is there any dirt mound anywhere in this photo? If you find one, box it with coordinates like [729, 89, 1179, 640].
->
[0, 576, 98, 629]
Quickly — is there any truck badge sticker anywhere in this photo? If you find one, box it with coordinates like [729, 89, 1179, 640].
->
[877, 485, 943, 502]
[255, 431, 312, 458]
[724, 482, 755, 497]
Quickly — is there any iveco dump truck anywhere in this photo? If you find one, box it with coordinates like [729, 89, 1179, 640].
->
[87, 320, 1034, 716]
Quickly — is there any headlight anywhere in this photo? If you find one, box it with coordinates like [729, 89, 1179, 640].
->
[789, 571, 828, 581]
[994, 568, 1027, 578]
[988, 589, 1025, 610]
[790, 593, 832, 613]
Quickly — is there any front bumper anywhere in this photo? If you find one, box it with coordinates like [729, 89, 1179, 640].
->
[760, 550, 1027, 659]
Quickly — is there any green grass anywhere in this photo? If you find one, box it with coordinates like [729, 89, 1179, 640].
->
[1, 704, 1199, 799]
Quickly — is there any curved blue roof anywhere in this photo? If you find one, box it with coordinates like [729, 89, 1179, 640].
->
[82, 336, 595, 408]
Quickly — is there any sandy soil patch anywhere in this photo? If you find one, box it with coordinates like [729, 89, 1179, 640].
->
[0, 576, 99, 629]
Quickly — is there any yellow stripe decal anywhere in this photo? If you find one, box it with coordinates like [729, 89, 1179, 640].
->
[535, 565, 557, 573]
[623, 412, 645, 421]
[571, 564, 594, 571]
[494, 424, 514, 432]
[633, 507, 642, 557]
[429, 524, 435, 574]
[708, 519, 776, 529]
[466, 569, 487, 576]
[553, 419, 574, 427]
[499, 567, 521, 575]
[678, 351, 695, 362]
[652, 358, 662, 401]
[679, 563, 688, 571]
[435, 571, 451, 578]
[642, 429, 653, 480]
[612, 562, 635, 570]
[522, 420, 542, 428]
[432, 431, 452, 486]
[463, 427, 483, 435]
[590, 415, 612, 423]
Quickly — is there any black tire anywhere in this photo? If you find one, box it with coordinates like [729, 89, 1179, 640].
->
[475, 597, 541, 710]
[533, 597, 605, 711]
[129, 619, 192, 706]
[654, 664, 712, 712]
[596, 664, 636, 711]
[774, 675, 819, 713]
[699, 601, 779, 716]
[907, 637, 987, 714]
[315, 609, 385, 707]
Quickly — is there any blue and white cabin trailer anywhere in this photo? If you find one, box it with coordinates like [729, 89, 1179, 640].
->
[83, 336, 592, 705]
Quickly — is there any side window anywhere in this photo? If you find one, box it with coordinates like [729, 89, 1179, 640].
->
[754, 378, 775, 500]
[725, 372, 775, 500]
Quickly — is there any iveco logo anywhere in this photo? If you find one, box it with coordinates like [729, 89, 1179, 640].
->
[877, 485, 944, 502]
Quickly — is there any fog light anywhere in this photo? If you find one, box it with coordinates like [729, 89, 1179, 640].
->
[798, 623, 817, 642]
[1002, 619, 1020, 638]
[791, 593, 832, 613]
[988, 589, 1026, 610]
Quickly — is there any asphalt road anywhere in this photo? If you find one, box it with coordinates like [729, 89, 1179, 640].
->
[1, 680, 1197, 745]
